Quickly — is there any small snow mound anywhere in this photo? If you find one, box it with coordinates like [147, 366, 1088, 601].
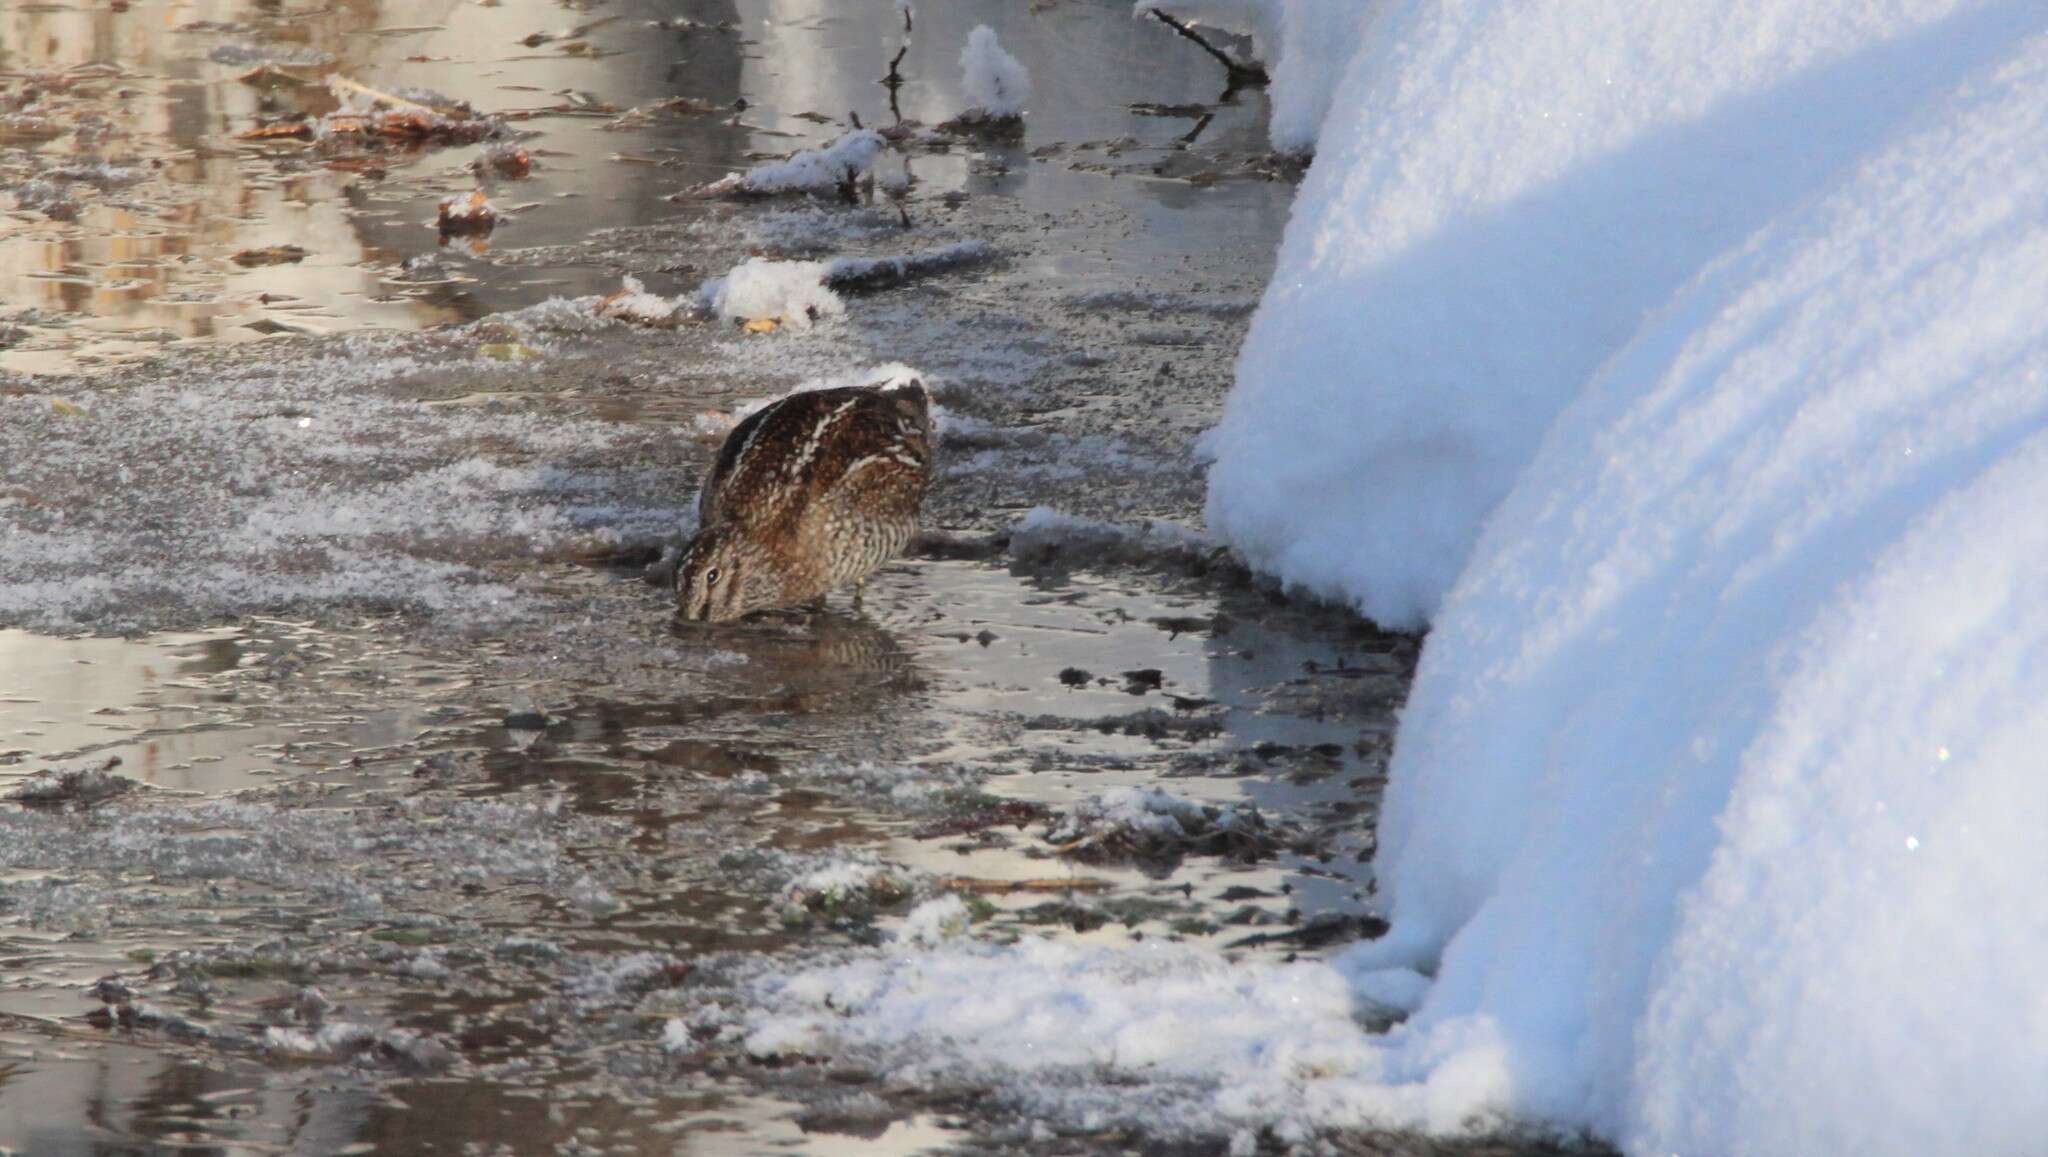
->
[700, 130, 887, 198]
[595, 275, 685, 326]
[699, 258, 844, 331]
[1048, 787, 1285, 866]
[959, 26, 1031, 119]
[901, 895, 971, 946]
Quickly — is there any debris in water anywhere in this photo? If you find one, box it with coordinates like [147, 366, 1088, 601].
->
[1046, 787, 1292, 868]
[232, 245, 308, 266]
[437, 189, 499, 237]
[4, 758, 136, 808]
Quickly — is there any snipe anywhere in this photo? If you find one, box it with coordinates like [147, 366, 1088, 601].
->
[676, 379, 934, 621]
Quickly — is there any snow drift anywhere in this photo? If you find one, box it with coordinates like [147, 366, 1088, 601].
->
[1346, 21, 2048, 1151]
[1202, 0, 2043, 628]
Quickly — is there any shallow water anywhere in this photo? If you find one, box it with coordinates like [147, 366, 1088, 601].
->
[0, 3, 1472, 1154]
[2, 0, 1286, 375]
[0, 559, 1407, 1155]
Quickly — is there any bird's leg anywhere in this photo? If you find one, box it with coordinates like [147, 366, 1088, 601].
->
[851, 578, 865, 612]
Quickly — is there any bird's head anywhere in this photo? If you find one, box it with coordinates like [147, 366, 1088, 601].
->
[674, 524, 784, 622]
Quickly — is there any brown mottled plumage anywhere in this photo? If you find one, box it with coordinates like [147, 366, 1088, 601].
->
[676, 380, 933, 621]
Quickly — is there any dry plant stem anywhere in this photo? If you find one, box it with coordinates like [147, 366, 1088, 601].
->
[1146, 9, 1269, 87]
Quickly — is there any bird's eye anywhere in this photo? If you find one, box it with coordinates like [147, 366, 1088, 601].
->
[704, 567, 721, 586]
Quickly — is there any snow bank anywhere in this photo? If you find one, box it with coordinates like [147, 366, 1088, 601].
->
[1204, 0, 2043, 628]
[1135, 1, 1371, 152]
[1352, 29, 2048, 1152]
[959, 26, 1030, 119]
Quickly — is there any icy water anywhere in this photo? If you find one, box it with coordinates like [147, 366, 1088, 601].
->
[0, 2, 1500, 1154]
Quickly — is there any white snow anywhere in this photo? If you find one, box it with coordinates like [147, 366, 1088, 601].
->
[695, 243, 995, 328]
[595, 275, 684, 325]
[959, 26, 1030, 119]
[1046, 786, 1212, 843]
[899, 895, 970, 946]
[1204, 0, 2045, 629]
[702, 129, 886, 197]
[698, 257, 845, 330]
[1352, 28, 2048, 1153]
[733, 938, 1456, 1140]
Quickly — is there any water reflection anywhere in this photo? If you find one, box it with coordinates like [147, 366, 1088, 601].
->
[1, 0, 750, 374]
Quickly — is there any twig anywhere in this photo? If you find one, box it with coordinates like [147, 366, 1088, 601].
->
[932, 875, 1115, 895]
[1145, 9, 1268, 87]
[882, 46, 909, 123]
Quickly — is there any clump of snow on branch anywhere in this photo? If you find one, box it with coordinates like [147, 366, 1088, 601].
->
[697, 258, 846, 330]
[959, 26, 1030, 119]
[698, 129, 886, 198]
[694, 244, 997, 329]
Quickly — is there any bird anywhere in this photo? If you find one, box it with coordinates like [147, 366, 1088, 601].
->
[675, 379, 934, 621]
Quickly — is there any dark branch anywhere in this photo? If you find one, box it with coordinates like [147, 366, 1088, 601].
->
[1146, 9, 1268, 87]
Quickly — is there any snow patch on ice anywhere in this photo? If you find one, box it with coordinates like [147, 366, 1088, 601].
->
[734, 938, 1501, 1141]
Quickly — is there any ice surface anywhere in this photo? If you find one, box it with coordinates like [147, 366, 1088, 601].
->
[1205, 0, 2044, 628]
[0, 342, 684, 630]
[1006, 507, 1209, 566]
[959, 26, 1031, 119]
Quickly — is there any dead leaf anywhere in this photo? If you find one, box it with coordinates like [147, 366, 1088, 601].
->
[236, 63, 312, 89]
[473, 145, 530, 179]
[232, 245, 307, 267]
[329, 75, 457, 119]
[238, 121, 313, 141]
[436, 189, 497, 236]
[478, 342, 542, 361]
[741, 318, 779, 334]
[48, 398, 90, 418]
